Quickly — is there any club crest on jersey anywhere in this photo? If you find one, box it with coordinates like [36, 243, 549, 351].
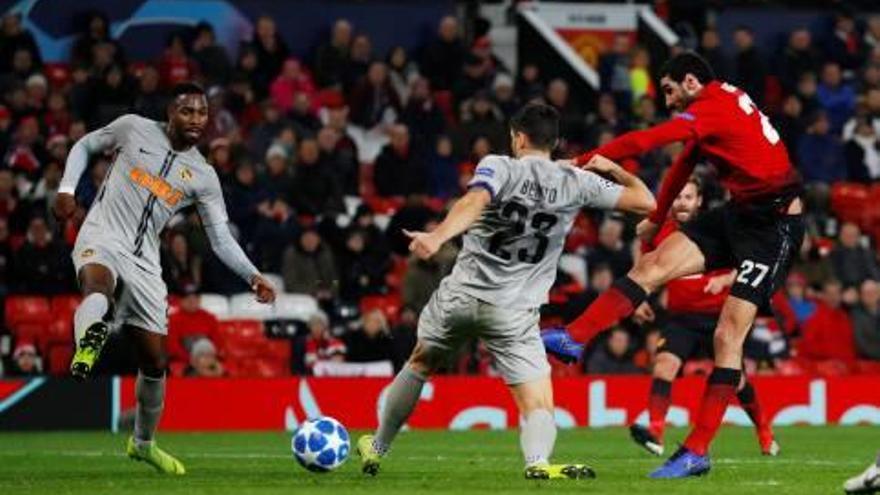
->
[179, 167, 193, 182]
[80, 248, 95, 259]
[129, 167, 184, 207]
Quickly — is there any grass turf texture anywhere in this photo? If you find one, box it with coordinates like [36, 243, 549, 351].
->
[0, 427, 876, 495]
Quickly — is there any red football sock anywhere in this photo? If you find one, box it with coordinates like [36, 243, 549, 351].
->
[737, 381, 773, 447]
[683, 367, 741, 456]
[648, 378, 672, 441]
[567, 276, 647, 343]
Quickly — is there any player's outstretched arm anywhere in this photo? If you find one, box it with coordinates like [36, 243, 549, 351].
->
[583, 154, 656, 215]
[404, 188, 492, 260]
[573, 118, 695, 165]
[203, 222, 276, 303]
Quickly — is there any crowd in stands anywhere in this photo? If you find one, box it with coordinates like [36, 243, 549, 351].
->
[1, 6, 880, 378]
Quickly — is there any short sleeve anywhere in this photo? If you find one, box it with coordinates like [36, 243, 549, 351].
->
[467, 155, 511, 200]
[196, 167, 229, 227]
[577, 170, 623, 209]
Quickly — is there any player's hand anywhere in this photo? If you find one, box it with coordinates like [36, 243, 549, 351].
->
[251, 274, 277, 304]
[636, 218, 660, 243]
[704, 274, 730, 295]
[54, 192, 77, 220]
[404, 229, 442, 260]
[581, 154, 618, 174]
[632, 302, 656, 325]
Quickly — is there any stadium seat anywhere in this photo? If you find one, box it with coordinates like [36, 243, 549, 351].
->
[46, 345, 73, 376]
[344, 195, 363, 217]
[199, 293, 231, 320]
[44, 318, 72, 348]
[229, 293, 273, 320]
[50, 294, 81, 321]
[5, 296, 52, 328]
[216, 319, 265, 359]
[559, 254, 588, 287]
[385, 255, 409, 290]
[830, 182, 869, 227]
[262, 273, 285, 294]
[263, 339, 292, 362]
[272, 293, 319, 321]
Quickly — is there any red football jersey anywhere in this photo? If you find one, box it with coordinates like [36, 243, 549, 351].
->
[577, 80, 800, 223]
[641, 218, 730, 315]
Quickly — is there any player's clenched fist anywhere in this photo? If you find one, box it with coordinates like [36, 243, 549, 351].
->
[251, 274, 278, 303]
[582, 154, 617, 174]
[54, 192, 77, 220]
[404, 229, 441, 260]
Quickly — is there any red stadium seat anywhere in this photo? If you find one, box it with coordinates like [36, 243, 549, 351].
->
[50, 294, 81, 321]
[5, 296, 52, 328]
[168, 360, 187, 377]
[263, 339, 291, 362]
[830, 182, 870, 228]
[216, 319, 265, 359]
[385, 255, 409, 290]
[46, 345, 73, 376]
[432, 90, 457, 126]
[44, 318, 73, 348]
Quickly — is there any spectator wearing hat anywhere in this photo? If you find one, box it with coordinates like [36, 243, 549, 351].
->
[168, 285, 220, 362]
[302, 310, 346, 374]
[851, 279, 880, 360]
[184, 337, 225, 377]
[8, 342, 41, 376]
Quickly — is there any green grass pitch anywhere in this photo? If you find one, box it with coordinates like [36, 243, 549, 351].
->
[1, 426, 876, 494]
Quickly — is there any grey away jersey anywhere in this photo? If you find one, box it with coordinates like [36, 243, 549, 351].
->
[77, 114, 228, 272]
[444, 154, 623, 309]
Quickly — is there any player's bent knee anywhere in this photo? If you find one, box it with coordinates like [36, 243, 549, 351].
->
[654, 353, 681, 381]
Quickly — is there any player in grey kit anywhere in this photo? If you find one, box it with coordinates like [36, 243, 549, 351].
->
[55, 83, 276, 474]
[356, 103, 656, 479]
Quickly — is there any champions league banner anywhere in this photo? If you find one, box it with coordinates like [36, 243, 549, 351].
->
[2, 375, 879, 431]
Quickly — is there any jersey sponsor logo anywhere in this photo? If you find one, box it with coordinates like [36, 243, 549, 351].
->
[475, 167, 495, 178]
[129, 167, 184, 207]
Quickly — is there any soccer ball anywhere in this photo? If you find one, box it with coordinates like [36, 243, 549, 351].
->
[291, 417, 350, 472]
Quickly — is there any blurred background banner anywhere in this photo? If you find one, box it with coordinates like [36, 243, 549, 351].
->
[3, 376, 879, 431]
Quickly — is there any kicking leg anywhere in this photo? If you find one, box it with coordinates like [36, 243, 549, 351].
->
[510, 377, 594, 480]
[125, 326, 185, 475]
[359, 342, 434, 476]
[70, 264, 115, 379]
[566, 233, 705, 344]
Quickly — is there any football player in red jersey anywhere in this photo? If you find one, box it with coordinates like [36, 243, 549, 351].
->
[626, 176, 777, 458]
[542, 52, 805, 478]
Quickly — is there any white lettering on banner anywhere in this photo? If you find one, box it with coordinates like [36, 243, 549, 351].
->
[633, 406, 689, 428]
[773, 380, 826, 425]
[376, 381, 435, 432]
[554, 408, 577, 429]
[284, 380, 324, 431]
[589, 381, 626, 427]
[721, 406, 752, 426]
[450, 407, 507, 430]
[839, 405, 880, 425]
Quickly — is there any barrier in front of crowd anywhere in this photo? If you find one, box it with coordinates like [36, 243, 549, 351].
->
[2, 375, 879, 431]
